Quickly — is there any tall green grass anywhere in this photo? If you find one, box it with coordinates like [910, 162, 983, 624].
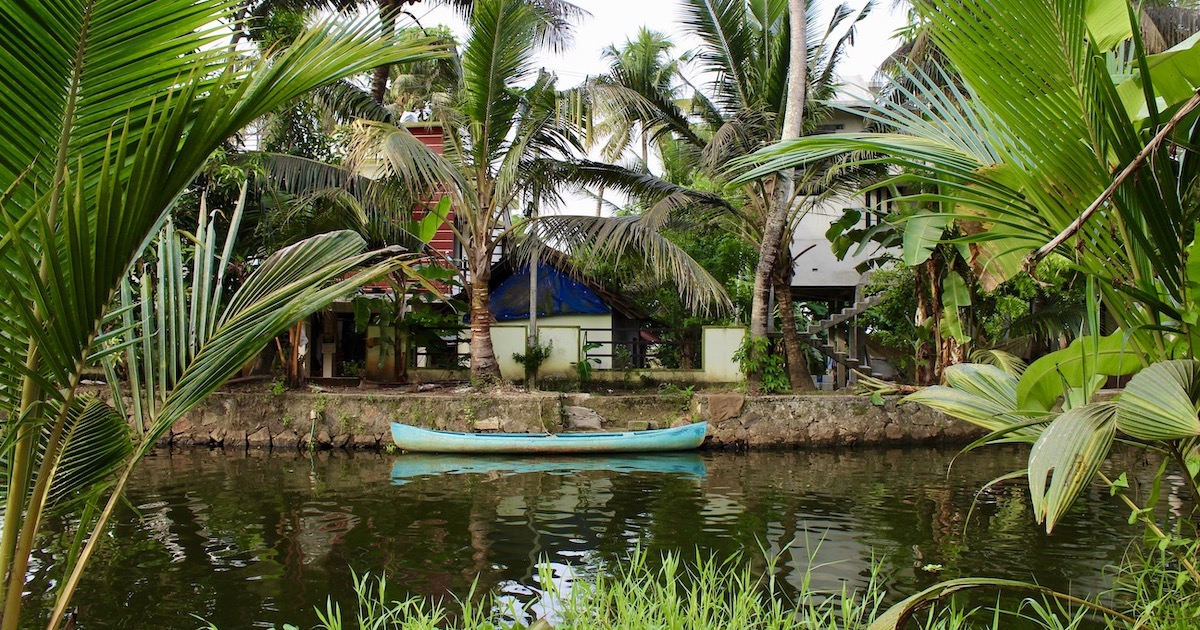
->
[217, 547, 1114, 630]
[544, 549, 885, 629]
[1102, 542, 1200, 630]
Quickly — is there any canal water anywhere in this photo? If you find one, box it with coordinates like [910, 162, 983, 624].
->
[29, 447, 1147, 629]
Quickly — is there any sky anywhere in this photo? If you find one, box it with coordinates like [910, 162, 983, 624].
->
[406, 0, 908, 88]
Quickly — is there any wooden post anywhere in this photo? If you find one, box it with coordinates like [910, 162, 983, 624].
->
[528, 190, 539, 388]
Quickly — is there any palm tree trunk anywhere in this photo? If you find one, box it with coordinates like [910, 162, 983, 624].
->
[773, 253, 816, 392]
[285, 321, 306, 387]
[371, 66, 392, 105]
[914, 259, 939, 385]
[748, 0, 806, 393]
[371, 0, 399, 103]
[468, 252, 502, 383]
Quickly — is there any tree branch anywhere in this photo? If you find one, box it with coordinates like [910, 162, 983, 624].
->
[1025, 89, 1200, 270]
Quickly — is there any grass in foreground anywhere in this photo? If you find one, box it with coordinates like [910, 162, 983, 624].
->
[294, 551, 893, 630]
[204, 546, 1200, 629]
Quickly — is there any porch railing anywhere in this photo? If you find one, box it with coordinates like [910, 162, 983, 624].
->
[579, 327, 703, 371]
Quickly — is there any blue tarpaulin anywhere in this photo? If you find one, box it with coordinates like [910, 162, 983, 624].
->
[490, 262, 610, 321]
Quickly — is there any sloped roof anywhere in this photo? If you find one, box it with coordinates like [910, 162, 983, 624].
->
[484, 249, 649, 322]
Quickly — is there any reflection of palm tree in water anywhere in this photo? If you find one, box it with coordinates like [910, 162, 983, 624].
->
[466, 502, 496, 584]
[279, 505, 360, 588]
[280, 509, 306, 587]
[926, 487, 959, 546]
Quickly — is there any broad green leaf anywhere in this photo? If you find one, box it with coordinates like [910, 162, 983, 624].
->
[902, 213, 951, 266]
[825, 208, 862, 242]
[940, 273, 971, 344]
[1085, 0, 1134, 52]
[905, 364, 1038, 438]
[942, 272, 970, 306]
[1028, 403, 1116, 533]
[1017, 332, 1142, 411]
[939, 308, 965, 346]
[1116, 360, 1200, 441]
[1117, 31, 1200, 125]
[413, 196, 452, 244]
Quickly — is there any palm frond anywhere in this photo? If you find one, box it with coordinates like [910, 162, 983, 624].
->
[681, 0, 762, 114]
[969, 349, 1028, 377]
[545, 159, 738, 223]
[313, 79, 396, 123]
[347, 120, 470, 202]
[529, 214, 733, 315]
[436, 0, 587, 52]
[0, 5, 448, 623]
[0, 397, 131, 518]
[458, 0, 542, 165]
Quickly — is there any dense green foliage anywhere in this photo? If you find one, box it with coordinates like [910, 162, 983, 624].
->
[746, 0, 1200, 624]
[858, 260, 1085, 381]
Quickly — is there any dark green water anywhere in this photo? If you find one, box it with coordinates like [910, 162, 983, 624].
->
[28, 447, 1147, 629]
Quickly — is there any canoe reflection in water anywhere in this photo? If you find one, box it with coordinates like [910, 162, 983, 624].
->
[390, 453, 708, 485]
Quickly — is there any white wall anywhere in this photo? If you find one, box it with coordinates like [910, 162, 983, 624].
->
[701, 326, 747, 382]
[792, 195, 871, 289]
[490, 314, 614, 379]
[487, 319, 746, 384]
[490, 324, 527, 380]
[790, 108, 894, 291]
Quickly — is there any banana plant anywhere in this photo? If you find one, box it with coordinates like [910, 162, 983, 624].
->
[0, 1, 445, 626]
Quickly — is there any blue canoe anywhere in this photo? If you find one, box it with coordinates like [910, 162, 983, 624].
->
[390, 421, 708, 454]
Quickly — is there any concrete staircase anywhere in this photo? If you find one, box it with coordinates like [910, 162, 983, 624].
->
[800, 293, 888, 379]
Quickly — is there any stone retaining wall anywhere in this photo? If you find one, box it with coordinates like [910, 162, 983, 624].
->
[702, 394, 981, 449]
[166, 387, 980, 451]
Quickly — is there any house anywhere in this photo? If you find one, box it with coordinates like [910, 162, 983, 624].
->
[479, 253, 744, 383]
[787, 78, 900, 387]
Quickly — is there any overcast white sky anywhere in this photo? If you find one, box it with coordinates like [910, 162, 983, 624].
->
[407, 0, 906, 87]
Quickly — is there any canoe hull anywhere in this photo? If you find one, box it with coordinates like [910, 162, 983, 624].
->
[390, 422, 708, 454]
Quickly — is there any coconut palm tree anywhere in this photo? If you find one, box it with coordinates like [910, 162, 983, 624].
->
[569, 0, 872, 392]
[591, 27, 693, 167]
[353, 0, 731, 383]
[236, 0, 584, 103]
[0, 2, 442, 626]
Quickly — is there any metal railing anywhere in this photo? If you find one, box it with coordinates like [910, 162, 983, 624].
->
[580, 327, 703, 371]
[408, 324, 469, 370]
